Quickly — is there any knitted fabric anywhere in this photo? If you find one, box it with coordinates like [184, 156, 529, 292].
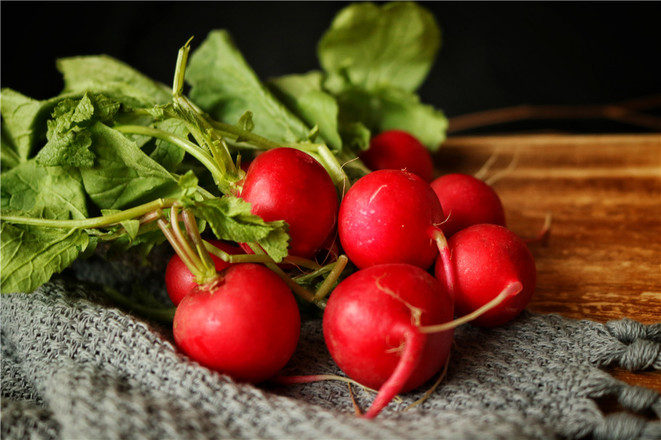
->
[1, 277, 660, 440]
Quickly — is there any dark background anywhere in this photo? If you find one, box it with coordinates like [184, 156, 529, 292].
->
[2, 1, 660, 134]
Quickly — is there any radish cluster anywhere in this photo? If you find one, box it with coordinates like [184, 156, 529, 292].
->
[164, 136, 538, 418]
[166, 147, 340, 384]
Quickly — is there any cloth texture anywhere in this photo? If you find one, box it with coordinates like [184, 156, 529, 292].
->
[1, 273, 660, 440]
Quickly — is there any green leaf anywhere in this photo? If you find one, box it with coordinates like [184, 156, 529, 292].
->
[268, 71, 343, 152]
[336, 86, 448, 151]
[0, 88, 59, 164]
[120, 219, 141, 240]
[0, 160, 90, 293]
[149, 118, 189, 170]
[339, 121, 371, 153]
[192, 196, 290, 262]
[57, 55, 172, 108]
[319, 2, 441, 93]
[79, 122, 181, 210]
[35, 93, 124, 168]
[177, 170, 200, 199]
[100, 208, 140, 241]
[1, 125, 23, 169]
[1, 222, 89, 293]
[186, 30, 311, 144]
[1, 160, 87, 219]
[37, 128, 95, 168]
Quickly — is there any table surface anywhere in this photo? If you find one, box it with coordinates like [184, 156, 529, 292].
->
[436, 133, 661, 394]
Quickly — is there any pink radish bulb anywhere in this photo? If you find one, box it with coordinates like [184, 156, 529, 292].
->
[165, 240, 242, 306]
[431, 173, 506, 237]
[239, 147, 339, 258]
[435, 224, 536, 327]
[173, 263, 301, 383]
[360, 130, 435, 182]
[323, 263, 454, 418]
[338, 169, 444, 269]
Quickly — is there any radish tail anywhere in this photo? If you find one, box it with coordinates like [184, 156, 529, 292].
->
[362, 329, 426, 419]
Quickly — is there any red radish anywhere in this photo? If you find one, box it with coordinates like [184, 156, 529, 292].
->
[434, 224, 536, 327]
[173, 263, 301, 383]
[323, 263, 454, 418]
[431, 173, 506, 237]
[338, 169, 444, 269]
[239, 147, 339, 258]
[360, 130, 435, 182]
[165, 240, 242, 306]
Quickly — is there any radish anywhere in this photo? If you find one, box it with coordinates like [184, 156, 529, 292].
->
[165, 239, 242, 305]
[434, 223, 536, 327]
[173, 263, 301, 383]
[322, 263, 454, 418]
[430, 173, 506, 237]
[360, 130, 435, 182]
[239, 147, 339, 258]
[338, 169, 444, 269]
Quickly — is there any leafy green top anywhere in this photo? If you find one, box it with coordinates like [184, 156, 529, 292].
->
[0, 1, 446, 295]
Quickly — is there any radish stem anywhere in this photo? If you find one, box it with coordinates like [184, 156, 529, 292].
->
[418, 281, 523, 334]
[182, 209, 217, 274]
[0, 198, 175, 229]
[314, 255, 348, 301]
[246, 243, 316, 303]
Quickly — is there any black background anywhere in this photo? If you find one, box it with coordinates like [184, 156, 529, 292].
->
[2, 1, 660, 134]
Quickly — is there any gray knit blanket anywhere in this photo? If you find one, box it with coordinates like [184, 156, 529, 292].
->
[2, 275, 660, 439]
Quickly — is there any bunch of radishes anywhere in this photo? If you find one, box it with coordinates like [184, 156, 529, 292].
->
[164, 130, 538, 418]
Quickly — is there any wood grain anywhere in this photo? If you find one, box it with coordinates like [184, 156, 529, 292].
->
[435, 134, 661, 393]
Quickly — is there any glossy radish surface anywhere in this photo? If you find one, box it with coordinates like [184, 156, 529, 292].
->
[323, 263, 454, 418]
[338, 169, 444, 269]
[360, 130, 435, 182]
[173, 263, 301, 383]
[431, 173, 506, 237]
[434, 224, 536, 327]
[165, 240, 242, 306]
[239, 147, 339, 258]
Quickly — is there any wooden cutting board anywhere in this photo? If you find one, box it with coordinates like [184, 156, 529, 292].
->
[435, 133, 661, 393]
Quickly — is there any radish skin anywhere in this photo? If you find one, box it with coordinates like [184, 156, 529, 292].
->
[338, 169, 445, 269]
[435, 224, 536, 327]
[323, 263, 454, 418]
[173, 263, 301, 383]
[360, 130, 435, 182]
[239, 147, 339, 258]
[431, 173, 506, 237]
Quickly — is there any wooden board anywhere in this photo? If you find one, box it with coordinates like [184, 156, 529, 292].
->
[435, 134, 661, 393]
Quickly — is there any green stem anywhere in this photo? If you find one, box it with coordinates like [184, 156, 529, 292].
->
[0, 198, 175, 229]
[170, 40, 241, 190]
[208, 119, 284, 150]
[247, 243, 316, 303]
[182, 209, 219, 283]
[203, 243, 274, 264]
[208, 120, 351, 191]
[173, 94, 240, 182]
[158, 218, 200, 277]
[313, 255, 348, 302]
[313, 144, 352, 191]
[115, 124, 226, 188]
[169, 205, 212, 283]
[172, 36, 194, 96]
[293, 265, 333, 283]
